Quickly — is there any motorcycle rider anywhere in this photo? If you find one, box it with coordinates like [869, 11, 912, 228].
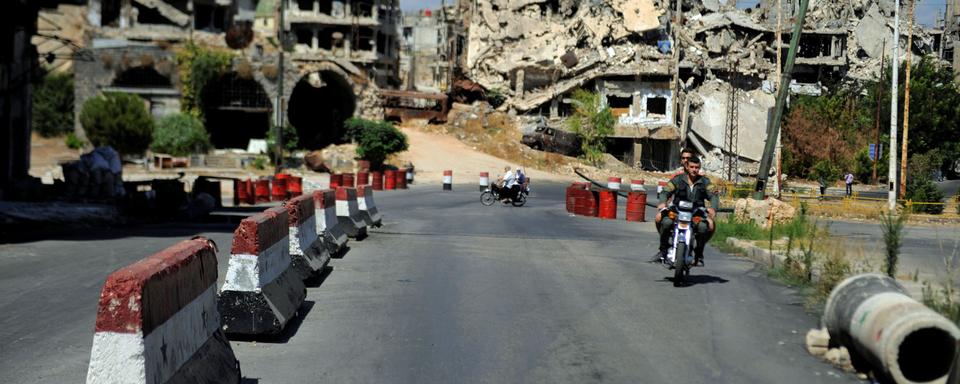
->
[652, 149, 718, 262]
[495, 166, 519, 202]
[653, 156, 716, 266]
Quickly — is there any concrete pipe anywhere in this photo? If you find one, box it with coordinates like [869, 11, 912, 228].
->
[823, 274, 960, 383]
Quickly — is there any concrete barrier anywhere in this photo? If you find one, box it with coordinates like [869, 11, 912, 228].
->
[442, 170, 453, 191]
[86, 238, 240, 384]
[824, 274, 960, 383]
[284, 194, 330, 279]
[313, 189, 348, 257]
[479, 172, 489, 191]
[356, 185, 382, 227]
[219, 207, 306, 335]
[336, 187, 368, 239]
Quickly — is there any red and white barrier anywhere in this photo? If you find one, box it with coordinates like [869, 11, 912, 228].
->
[314, 189, 348, 256]
[630, 179, 645, 191]
[284, 193, 330, 280]
[442, 170, 453, 191]
[336, 187, 368, 239]
[479, 172, 489, 191]
[607, 177, 621, 191]
[219, 207, 306, 335]
[86, 238, 239, 384]
[356, 185, 383, 227]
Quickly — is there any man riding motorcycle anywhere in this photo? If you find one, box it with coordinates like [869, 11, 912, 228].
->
[653, 156, 716, 266]
[493, 166, 520, 202]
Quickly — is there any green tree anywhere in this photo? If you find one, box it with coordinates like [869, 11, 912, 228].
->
[567, 89, 614, 166]
[905, 150, 946, 214]
[79, 92, 154, 155]
[343, 118, 408, 169]
[151, 113, 212, 156]
[32, 71, 75, 137]
[266, 121, 299, 162]
[176, 42, 233, 118]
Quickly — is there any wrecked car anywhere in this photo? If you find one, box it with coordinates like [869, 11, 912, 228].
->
[521, 125, 582, 157]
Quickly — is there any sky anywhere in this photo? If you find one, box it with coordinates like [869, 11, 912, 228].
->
[400, 0, 946, 27]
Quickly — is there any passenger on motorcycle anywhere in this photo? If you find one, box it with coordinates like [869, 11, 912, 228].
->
[494, 166, 520, 202]
[654, 156, 716, 266]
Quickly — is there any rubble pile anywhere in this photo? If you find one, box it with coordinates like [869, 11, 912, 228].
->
[733, 197, 796, 228]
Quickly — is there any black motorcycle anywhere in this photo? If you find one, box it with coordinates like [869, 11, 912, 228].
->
[480, 185, 528, 207]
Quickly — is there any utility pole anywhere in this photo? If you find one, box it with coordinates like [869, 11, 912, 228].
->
[888, 0, 900, 212]
[873, 39, 885, 185]
[899, 0, 915, 199]
[754, 0, 809, 200]
[275, 0, 286, 173]
[773, 0, 783, 197]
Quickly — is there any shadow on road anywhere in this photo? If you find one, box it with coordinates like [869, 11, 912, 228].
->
[1, 221, 237, 244]
[228, 300, 316, 344]
[661, 274, 730, 287]
[304, 266, 334, 288]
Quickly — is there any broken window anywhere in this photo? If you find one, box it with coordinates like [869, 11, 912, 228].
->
[296, 0, 313, 11]
[112, 66, 172, 88]
[357, 27, 375, 51]
[295, 28, 313, 47]
[607, 95, 632, 117]
[203, 72, 272, 149]
[102, 0, 121, 27]
[646, 97, 667, 115]
[194, 3, 228, 32]
[377, 33, 386, 54]
[798, 34, 833, 58]
[353, 0, 373, 17]
[318, 0, 332, 14]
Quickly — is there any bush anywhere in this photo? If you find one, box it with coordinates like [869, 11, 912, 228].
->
[176, 42, 233, 118]
[567, 89, 615, 167]
[79, 92, 154, 155]
[65, 133, 84, 149]
[266, 122, 299, 161]
[32, 71, 75, 137]
[151, 113, 212, 156]
[812, 159, 841, 182]
[906, 179, 945, 214]
[343, 118, 408, 169]
[880, 210, 907, 277]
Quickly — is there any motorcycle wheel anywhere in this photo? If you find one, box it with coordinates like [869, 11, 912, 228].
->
[512, 193, 527, 207]
[480, 191, 496, 206]
[673, 243, 686, 287]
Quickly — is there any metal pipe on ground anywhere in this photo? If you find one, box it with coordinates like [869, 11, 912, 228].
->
[823, 274, 960, 383]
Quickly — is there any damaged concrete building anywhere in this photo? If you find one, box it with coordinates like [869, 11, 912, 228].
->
[70, 0, 401, 150]
[944, 0, 960, 81]
[462, 0, 946, 177]
[400, 8, 452, 92]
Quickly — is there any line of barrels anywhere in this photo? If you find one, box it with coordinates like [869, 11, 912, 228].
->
[233, 169, 415, 206]
[566, 178, 647, 222]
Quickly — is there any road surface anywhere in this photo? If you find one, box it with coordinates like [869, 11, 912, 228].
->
[0, 182, 856, 383]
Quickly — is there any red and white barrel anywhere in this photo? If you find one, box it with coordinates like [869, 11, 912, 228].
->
[443, 170, 453, 191]
[607, 177, 622, 191]
[86, 238, 239, 384]
[630, 179, 645, 192]
[479, 172, 490, 191]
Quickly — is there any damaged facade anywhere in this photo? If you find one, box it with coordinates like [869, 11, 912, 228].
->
[462, 0, 947, 177]
[70, 0, 400, 150]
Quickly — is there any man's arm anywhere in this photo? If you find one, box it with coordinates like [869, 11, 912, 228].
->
[657, 181, 677, 210]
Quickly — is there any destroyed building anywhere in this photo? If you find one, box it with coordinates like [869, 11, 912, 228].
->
[399, 8, 452, 92]
[69, 0, 401, 151]
[461, 0, 946, 177]
[945, 0, 960, 81]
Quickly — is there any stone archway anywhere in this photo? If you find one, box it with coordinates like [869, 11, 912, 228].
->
[202, 72, 273, 149]
[287, 69, 357, 149]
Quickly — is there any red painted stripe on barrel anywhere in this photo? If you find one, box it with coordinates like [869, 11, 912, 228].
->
[94, 238, 217, 335]
[254, 179, 270, 203]
[330, 173, 343, 188]
[384, 170, 396, 190]
[271, 178, 288, 201]
[287, 176, 302, 197]
[371, 171, 383, 190]
[357, 172, 369, 186]
[396, 169, 407, 189]
[231, 206, 288, 255]
[342, 173, 355, 188]
[625, 191, 647, 222]
[598, 189, 617, 219]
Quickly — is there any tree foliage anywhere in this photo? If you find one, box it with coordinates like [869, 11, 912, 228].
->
[782, 87, 870, 180]
[567, 89, 615, 166]
[32, 71, 75, 137]
[79, 92, 154, 155]
[343, 118, 408, 169]
[151, 113, 212, 156]
[176, 42, 233, 119]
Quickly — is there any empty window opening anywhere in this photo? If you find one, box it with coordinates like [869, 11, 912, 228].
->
[113, 66, 172, 88]
[318, 0, 332, 14]
[295, 27, 313, 46]
[194, 4, 228, 32]
[102, 0, 121, 27]
[357, 28, 375, 51]
[646, 97, 667, 115]
[607, 95, 632, 117]
[296, 0, 313, 11]
[134, 3, 175, 25]
[353, 0, 373, 17]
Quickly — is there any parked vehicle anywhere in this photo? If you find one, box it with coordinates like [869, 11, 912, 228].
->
[521, 121, 581, 156]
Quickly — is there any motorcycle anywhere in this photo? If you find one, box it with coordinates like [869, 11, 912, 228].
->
[664, 199, 707, 286]
[480, 184, 528, 207]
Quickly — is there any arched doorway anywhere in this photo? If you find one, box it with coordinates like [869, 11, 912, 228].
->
[108, 66, 177, 117]
[202, 73, 272, 149]
[287, 70, 356, 149]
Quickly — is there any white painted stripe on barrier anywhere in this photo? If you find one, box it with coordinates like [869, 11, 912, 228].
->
[316, 206, 337, 231]
[630, 183, 644, 191]
[479, 177, 489, 186]
[357, 196, 368, 210]
[221, 239, 289, 292]
[443, 175, 452, 184]
[86, 286, 219, 384]
[289, 215, 318, 256]
[336, 200, 349, 215]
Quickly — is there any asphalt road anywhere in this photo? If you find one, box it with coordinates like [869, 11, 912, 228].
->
[0, 182, 857, 383]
